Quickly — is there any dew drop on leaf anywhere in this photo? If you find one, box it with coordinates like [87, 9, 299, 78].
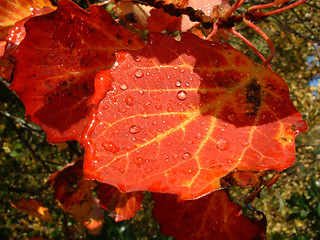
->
[125, 96, 134, 106]
[155, 104, 162, 110]
[144, 167, 153, 173]
[199, 88, 207, 95]
[217, 139, 229, 151]
[177, 90, 187, 100]
[119, 82, 128, 90]
[129, 125, 141, 134]
[103, 142, 119, 154]
[182, 152, 191, 160]
[227, 113, 235, 121]
[135, 55, 141, 62]
[134, 157, 145, 166]
[173, 153, 179, 159]
[242, 141, 249, 147]
[134, 69, 144, 78]
[175, 80, 181, 87]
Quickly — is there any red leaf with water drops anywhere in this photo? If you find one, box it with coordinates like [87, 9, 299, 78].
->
[99, 184, 143, 222]
[10, 0, 145, 143]
[82, 32, 307, 200]
[152, 191, 266, 240]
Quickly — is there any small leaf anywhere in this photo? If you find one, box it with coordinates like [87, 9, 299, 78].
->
[12, 199, 51, 221]
[99, 183, 143, 222]
[48, 158, 96, 222]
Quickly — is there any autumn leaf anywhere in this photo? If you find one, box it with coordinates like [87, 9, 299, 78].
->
[147, 0, 228, 33]
[152, 191, 266, 240]
[0, 0, 55, 80]
[81, 198, 104, 235]
[12, 199, 51, 221]
[82, 32, 307, 200]
[48, 158, 97, 222]
[10, 0, 145, 143]
[99, 183, 143, 222]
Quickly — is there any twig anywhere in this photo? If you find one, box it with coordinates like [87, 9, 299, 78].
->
[9, 120, 53, 173]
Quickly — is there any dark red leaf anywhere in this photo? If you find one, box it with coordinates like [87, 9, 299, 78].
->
[10, 0, 145, 143]
[152, 191, 266, 240]
[12, 199, 51, 220]
[99, 183, 143, 222]
[82, 32, 307, 199]
[48, 158, 98, 222]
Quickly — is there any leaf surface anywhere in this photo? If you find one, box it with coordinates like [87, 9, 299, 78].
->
[48, 159, 97, 222]
[82, 32, 307, 199]
[152, 191, 266, 240]
[99, 184, 143, 222]
[0, 0, 54, 80]
[10, 0, 145, 142]
[12, 199, 51, 221]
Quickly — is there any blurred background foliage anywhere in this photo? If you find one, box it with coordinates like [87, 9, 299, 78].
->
[0, 0, 319, 239]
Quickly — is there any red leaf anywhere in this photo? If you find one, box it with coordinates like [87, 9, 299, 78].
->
[152, 191, 266, 240]
[99, 183, 143, 222]
[48, 158, 98, 222]
[12, 199, 51, 221]
[0, 0, 55, 80]
[82, 32, 307, 200]
[48, 159, 94, 206]
[10, 0, 145, 143]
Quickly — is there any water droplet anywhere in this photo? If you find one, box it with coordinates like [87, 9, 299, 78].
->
[103, 142, 119, 153]
[242, 141, 249, 147]
[155, 104, 162, 110]
[129, 125, 141, 134]
[118, 168, 125, 174]
[195, 133, 202, 140]
[227, 113, 235, 121]
[174, 66, 178, 70]
[118, 108, 126, 113]
[180, 69, 185, 73]
[125, 95, 134, 106]
[144, 167, 153, 173]
[173, 153, 179, 159]
[185, 82, 190, 87]
[152, 121, 158, 126]
[175, 80, 181, 87]
[119, 82, 128, 90]
[217, 139, 229, 151]
[134, 157, 145, 166]
[134, 69, 144, 78]
[199, 88, 207, 95]
[182, 152, 191, 160]
[135, 55, 141, 62]
[177, 90, 187, 100]
[131, 136, 137, 142]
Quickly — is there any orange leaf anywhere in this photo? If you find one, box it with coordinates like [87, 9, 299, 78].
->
[82, 32, 307, 200]
[10, 0, 145, 143]
[152, 191, 266, 240]
[99, 183, 143, 222]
